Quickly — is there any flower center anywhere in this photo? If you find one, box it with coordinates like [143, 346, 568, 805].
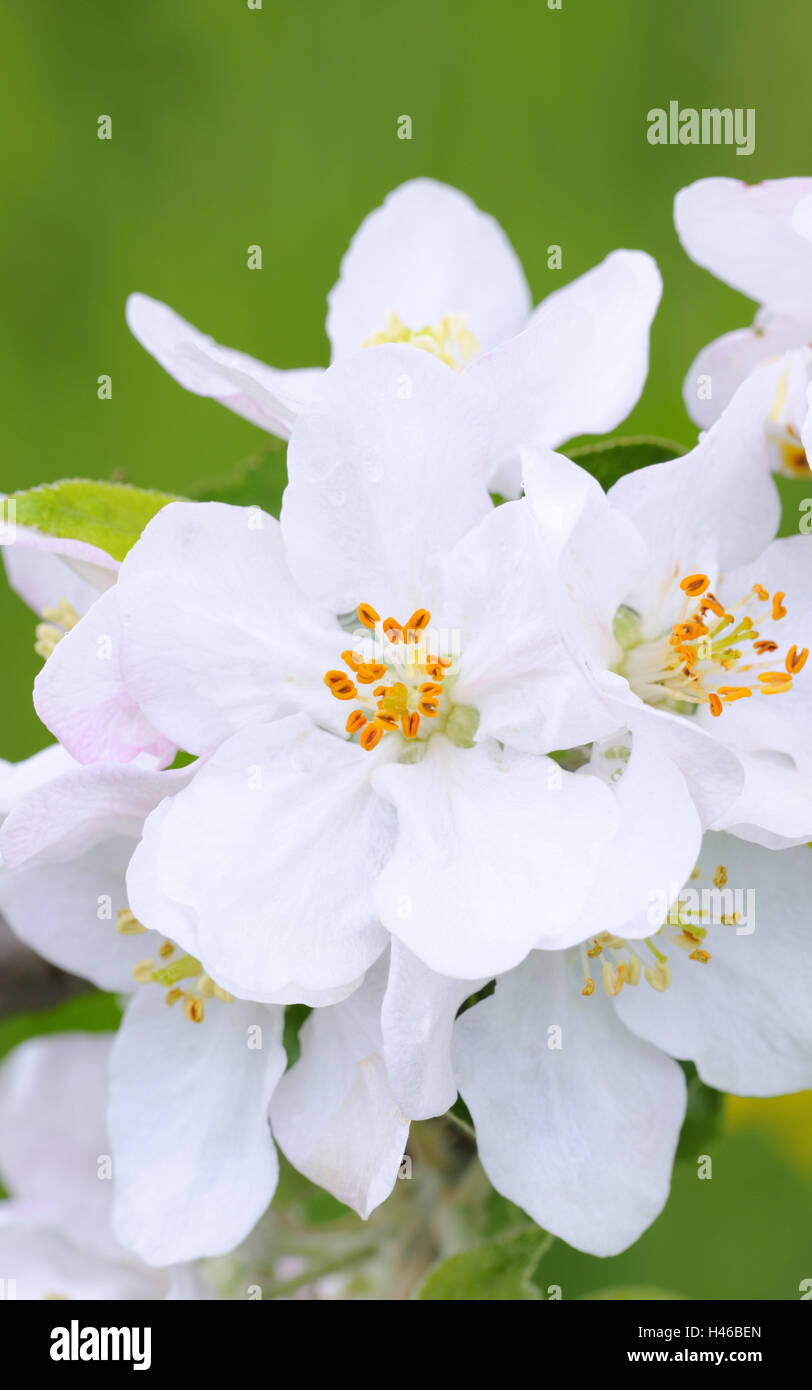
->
[765, 362, 810, 476]
[120, 908, 232, 1023]
[579, 862, 740, 999]
[34, 597, 80, 660]
[616, 572, 808, 718]
[362, 310, 479, 371]
[323, 602, 477, 751]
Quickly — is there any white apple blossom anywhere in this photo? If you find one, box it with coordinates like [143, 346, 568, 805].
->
[0, 750, 290, 1267]
[29, 346, 716, 1000]
[0, 1032, 205, 1297]
[676, 176, 812, 473]
[452, 832, 812, 1254]
[524, 358, 812, 850]
[126, 178, 661, 495]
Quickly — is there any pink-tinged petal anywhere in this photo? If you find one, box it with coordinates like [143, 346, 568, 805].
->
[682, 313, 811, 431]
[33, 587, 175, 766]
[114, 501, 346, 756]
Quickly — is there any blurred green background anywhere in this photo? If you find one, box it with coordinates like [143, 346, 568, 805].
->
[1, 0, 810, 1298]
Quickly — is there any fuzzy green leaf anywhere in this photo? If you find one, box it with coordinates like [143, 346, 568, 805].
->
[8, 479, 179, 561]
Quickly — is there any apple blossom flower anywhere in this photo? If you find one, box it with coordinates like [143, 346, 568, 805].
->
[0, 751, 290, 1266]
[452, 831, 812, 1255]
[0, 1032, 205, 1297]
[676, 176, 812, 473]
[524, 358, 812, 850]
[126, 178, 661, 494]
[30, 346, 715, 998]
[0, 518, 118, 658]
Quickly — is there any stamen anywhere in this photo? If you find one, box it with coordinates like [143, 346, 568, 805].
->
[362, 310, 480, 370]
[786, 645, 808, 674]
[772, 592, 787, 620]
[357, 602, 380, 630]
[680, 574, 710, 597]
[346, 710, 367, 735]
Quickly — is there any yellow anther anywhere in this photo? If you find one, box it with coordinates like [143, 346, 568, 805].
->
[132, 958, 156, 984]
[689, 948, 711, 964]
[158, 940, 174, 959]
[165, 987, 182, 1007]
[713, 865, 727, 888]
[582, 978, 595, 997]
[644, 961, 672, 992]
[183, 995, 205, 1024]
[363, 310, 480, 371]
[115, 908, 146, 936]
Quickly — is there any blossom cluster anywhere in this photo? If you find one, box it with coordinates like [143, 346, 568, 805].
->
[1, 177, 811, 1295]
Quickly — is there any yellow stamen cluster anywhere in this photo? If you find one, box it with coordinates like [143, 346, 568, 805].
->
[624, 572, 807, 717]
[579, 861, 734, 999]
[124, 911, 232, 1022]
[362, 310, 479, 371]
[34, 597, 80, 659]
[324, 602, 452, 751]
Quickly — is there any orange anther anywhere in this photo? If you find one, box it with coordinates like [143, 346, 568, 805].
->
[680, 574, 710, 597]
[346, 710, 367, 735]
[689, 949, 711, 964]
[753, 584, 769, 601]
[754, 639, 778, 654]
[404, 609, 431, 639]
[401, 711, 420, 739]
[772, 592, 787, 620]
[356, 661, 387, 685]
[374, 713, 399, 732]
[383, 617, 404, 642]
[758, 671, 792, 685]
[419, 681, 443, 696]
[341, 649, 364, 672]
[719, 686, 752, 701]
[786, 645, 808, 674]
[323, 671, 357, 700]
[357, 602, 380, 630]
[360, 724, 384, 751]
[700, 594, 725, 618]
[708, 693, 723, 717]
[418, 697, 439, 717]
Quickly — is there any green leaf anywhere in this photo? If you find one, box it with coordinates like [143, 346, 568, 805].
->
[418, 1226, 552, 1300]
[676, 1061, 725, 1160]
[565, 434, 687, 490]
[188, 439, 288, 519]
[8, 479, 180, 562]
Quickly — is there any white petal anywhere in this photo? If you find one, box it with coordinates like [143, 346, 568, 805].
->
[126, 293, 322, 438]
[440, 497, 623, 752]
[0, 761, 190, 992]
[381, 940, 482, 1120]
[714, 749, 812, 848]
[675, 177, 812, 316]
[282, 345, 492, 617]
[1, 524, 117, 619]
[468, 250, 661, 491]
[372, 735, 618, 978]
[453, 952, 686, 1256]
[563, 725, 702, 944]
[0, 744, 77, 817]
[115, 501, 347, 755]
[0, 1207, 167, 1300]
[682, 312, 810, 430]
[34, 587, 175, 766]
[609, 359, 783, 578]
[126, 715, 394, 1003]
[0, 1034, 114, 1254]
[326, 178, 531, 358]
[693, 536, 812, 777]
[616, 832, 812, 1096]
[110, 989, 285, 1265]
[270, 959, 409, 1218]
